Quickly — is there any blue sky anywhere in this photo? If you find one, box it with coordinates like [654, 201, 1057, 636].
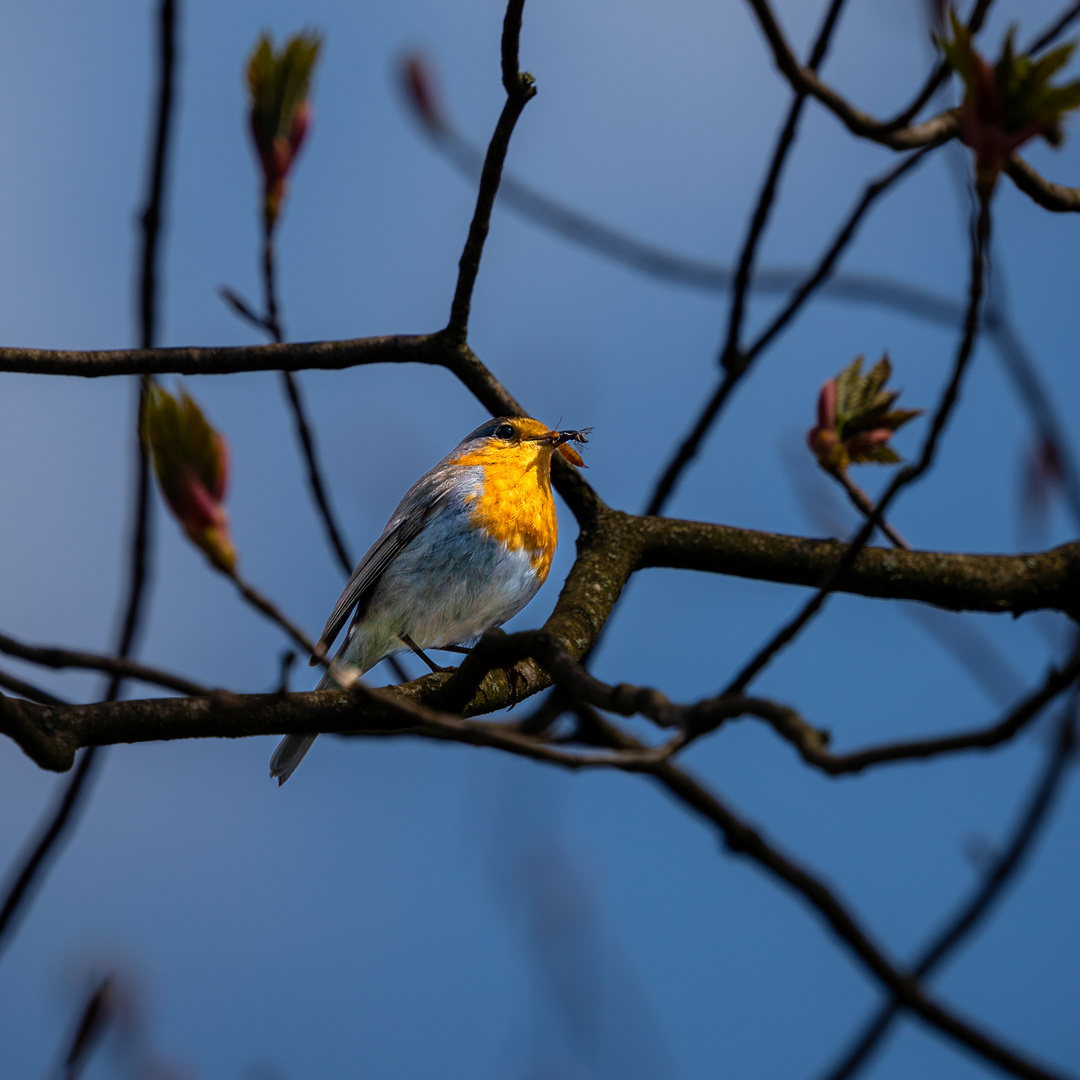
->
[0, 1, 1079, 1078]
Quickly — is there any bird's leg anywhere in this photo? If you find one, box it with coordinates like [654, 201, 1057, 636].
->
[400, 634, 455, 674]
[459, 629, 526, 706]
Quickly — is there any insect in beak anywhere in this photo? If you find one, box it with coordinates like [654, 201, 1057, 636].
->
[550, 427, 592, 467]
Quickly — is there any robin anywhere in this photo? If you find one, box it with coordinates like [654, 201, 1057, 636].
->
[270, 415, 590, 783]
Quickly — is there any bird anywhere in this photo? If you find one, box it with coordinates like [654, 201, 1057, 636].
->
[270, 415, 590, 784]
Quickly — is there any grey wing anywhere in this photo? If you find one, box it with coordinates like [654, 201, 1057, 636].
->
[313, 467, 460, 657]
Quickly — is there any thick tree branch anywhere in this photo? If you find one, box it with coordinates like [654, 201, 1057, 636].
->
[636, 517, 1080, 616]
[3, 526, 1078, 773]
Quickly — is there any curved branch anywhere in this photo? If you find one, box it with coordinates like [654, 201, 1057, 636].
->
[4, 521, 1078, 772]
[820, 698, 1078, 1079]
[1005, 154, 1080, 212]
[740, 0, 959, 148]
[0, 629, 209, 697]
[720, 0, 850, 371]
[645, 143, 936, 516]
[572, 711, 1073, 1080]
[446, 0, 536, 341]
[773, 648, 1080, 775]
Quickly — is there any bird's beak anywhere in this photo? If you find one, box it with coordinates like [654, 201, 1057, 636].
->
[531, 427, 592, 467]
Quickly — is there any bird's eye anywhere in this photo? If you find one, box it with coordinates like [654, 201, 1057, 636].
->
[495, 423, 515, 440]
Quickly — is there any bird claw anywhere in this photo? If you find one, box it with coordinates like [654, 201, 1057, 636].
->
[503, 664, 528, 707]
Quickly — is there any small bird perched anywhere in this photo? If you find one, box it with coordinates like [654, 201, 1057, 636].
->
[270, 416, 590, 784]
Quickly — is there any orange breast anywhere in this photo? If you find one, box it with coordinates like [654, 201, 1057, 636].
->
[451, 443, 558, 580]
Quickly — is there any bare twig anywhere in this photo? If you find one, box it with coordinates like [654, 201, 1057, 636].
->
[568, 711, 1074, 1080]
[446, 0, 536, 341]
[1004, 153, 1080, 212]
[653, 758, 1070, 1080]
[0, 0, 179, 963]
[222, 205, 356, 577]
[740, 0, 960, 148]
[764, 646, 1080, 775]
[137, 0, 176, 354]
[645, 145, 936, 516]
[0, 670, 69, 706]
[831, 470, 910, 549]
[260, 230, 356, 571]
[1026, 0, 1080, 55]
[720, 0, 849, 371]
[279, 368, 354, 573]
[880, 0, 994, 131]
[56, 974, 114, 1080]
[0, 629, 209, 697]
[0, 747, 99, 958]
[724, 198, 990, 695]
[819, 694, 1078, 1080]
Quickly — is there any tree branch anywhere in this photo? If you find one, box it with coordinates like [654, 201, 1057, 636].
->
[645, 143, 935, 516]
[1005, 153, 1080, 212]
[0, 0, 180, 963]
[572, 712, 1074, 1080]
[720, 0, 849, 371]
[880, 0, 994, 131]
[445, 0, 536, 341]
[740, 0, 960, 148]
[723, 198, 991, 694]
[0, 629, 209, 697]
[819, 693, 1078, 1080]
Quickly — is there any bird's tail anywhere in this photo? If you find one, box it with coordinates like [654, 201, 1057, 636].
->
[269, 733, 317, 785]
[269, 661, 353, 786]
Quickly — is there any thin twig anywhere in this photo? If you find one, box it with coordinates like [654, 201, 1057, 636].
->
[882, 0, 994, 131]
[137, 0, 176, 354]
[223, 216, 357, 576]
[0, 629, 209, 697]
[56, 974, 114, 1080]
[0, 747, 100, 960]
[645, 145, 935, 516]
[1005, 153, 1080, 212]
[831, 470, 909, 548]
[1025, 0, 1080, 55]
[279, 368, 354, 573]
[740, 0, 960, 149]
[225, 568, 322, 661]
[819, 692, 1078, 1080]
[0, 0, 179, 963]
[0, 670, 69, 706]
[766, 646, 1080, 775]
[446, 0, 536, 341]
[725, 197, 990, 695]
[570, 710, 1073, 1080]
[720, 0, 849, 371]
[742, 145, 938, 368]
